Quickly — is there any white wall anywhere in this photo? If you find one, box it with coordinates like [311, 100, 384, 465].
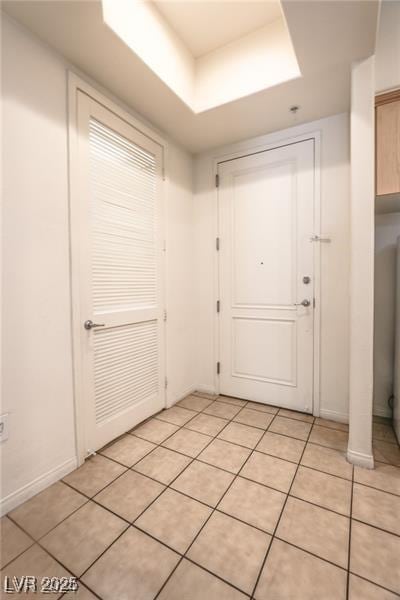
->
[165, 147, 196, 406]
[1, 15, 195, 514]
[375, 0, 400, 93]
[347, 56, 375, 469]
[194, 113, 351, 421]
[374, 213, 400, 417]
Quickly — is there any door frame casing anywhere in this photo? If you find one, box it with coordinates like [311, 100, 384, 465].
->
[68, 72, 168, 465]
[212, 131, 321, 416]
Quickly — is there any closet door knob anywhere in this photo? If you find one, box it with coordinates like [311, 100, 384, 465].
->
[84, 320, 105, 330]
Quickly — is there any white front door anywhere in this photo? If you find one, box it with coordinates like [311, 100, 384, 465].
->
[218, 140, 315, 412]
[75, 92, 165, 453]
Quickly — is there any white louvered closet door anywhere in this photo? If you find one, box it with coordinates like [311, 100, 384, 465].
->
[76, 92, 165, 452]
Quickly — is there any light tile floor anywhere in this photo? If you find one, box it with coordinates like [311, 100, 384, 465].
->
[2, 393, 400, 599]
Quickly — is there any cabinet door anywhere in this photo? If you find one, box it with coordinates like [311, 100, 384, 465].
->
[376, 99, 400, 196]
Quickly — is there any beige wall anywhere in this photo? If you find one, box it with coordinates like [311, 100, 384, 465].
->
[374, 213, 400, 417]
[347, 56, 375, 468]
[1, 15, 196, 514]
[194, 112, 351, 421]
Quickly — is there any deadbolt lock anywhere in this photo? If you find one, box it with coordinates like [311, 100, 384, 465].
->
[303, 276, 311, 284]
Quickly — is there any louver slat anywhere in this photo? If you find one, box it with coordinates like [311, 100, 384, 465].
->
[93, 321, 158, 424]
[89, 119, 157, 313]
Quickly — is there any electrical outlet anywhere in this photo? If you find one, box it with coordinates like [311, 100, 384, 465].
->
[0, 414, 9, 442]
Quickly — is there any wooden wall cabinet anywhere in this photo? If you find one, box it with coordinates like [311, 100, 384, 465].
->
[376, 90, 400, 196]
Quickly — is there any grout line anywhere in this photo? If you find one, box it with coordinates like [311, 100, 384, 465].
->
[54, 396, 250, 598]
[1, 518, 37, 570]
[152, 398, 273, 598]
[351, 479, 400, 499]
[6, 396, 400, 600]
[346, 458, 355, 600]
[249, 413, 314, 599]
[347, 571, 400, 597]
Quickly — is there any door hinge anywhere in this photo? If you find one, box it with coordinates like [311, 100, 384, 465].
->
[216, 300, 220, 313]
[163, 309, 167, 322]
[216, 237, 220, 251]
[165, 377, 168, 389]
[215, 173, 219, 188]
[217, 362, 220, 375]
[313, 298, 316, 308]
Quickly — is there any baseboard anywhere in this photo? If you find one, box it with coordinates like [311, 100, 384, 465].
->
[319, 408, 349, 424]
[347, 448, 374, 469]
[0, 457, 78, 517]
[194, 384, 217, 396]
[373, 405, 391, 418]
[166, 384, 198, 409]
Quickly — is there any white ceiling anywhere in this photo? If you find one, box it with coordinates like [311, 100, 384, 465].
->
[2, 0, 379, 153]
[153, 0, 282, 57]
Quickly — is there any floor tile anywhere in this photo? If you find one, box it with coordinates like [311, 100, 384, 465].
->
[278, 408, 314, 423]
[63, 455, 126, 497]
[156, 406, 197, 426]
[218, 422, 264, 449]
[1, 544, 71, 600]
[135, 489, 212, 553]
[352, 483, 400, 536]
[290, 466, 352, 515]
[65, 583, 98, 599]
[198, 439, 251, 474]
[276, 497, 349, 568]
[158, 559, 247, 600]
[269, 416, 312, 441]
[162, 428, 211, 458]
[131, 418, 179, 444]
[309, 425, 348, 451]
[185, 413, 228, 437]
[245, 401, 278, 414]
[256, 431, 305, 463]
[373, 440, 400, 466]
[218, 476, 285, 533]
[9, 482, 87, 540]
[171, 460, 234, 507]
[233, 408, 274, 429]
[350, 520, 400, 594]
[301, 443, 352, 480]
[204, 401, 242, 420]
[349, 574, 399, 600]
[100, 434, 155, 467]
[217, 395, 247, 407]
[373, 423, 397, 444]
[315, 417, 349, 432]
[255, 538, 347, 600]
[241, 452, 297, 493]
[40, 502, 126, 576]
[178, 395, 213, 412]
[82, 527, 179, 600]
[354, 462, 400, 495]
[0, 517, 33, 569]
[133, 446, 191, 485]
[187, 511, 271, 595]
[94, 470, 164, 522]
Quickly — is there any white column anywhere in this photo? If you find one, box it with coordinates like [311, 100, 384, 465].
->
[347, 56, 375, 468]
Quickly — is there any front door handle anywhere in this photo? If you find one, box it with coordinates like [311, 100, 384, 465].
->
[84, 320, 105, 330]
[294, 299, 311, 307]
